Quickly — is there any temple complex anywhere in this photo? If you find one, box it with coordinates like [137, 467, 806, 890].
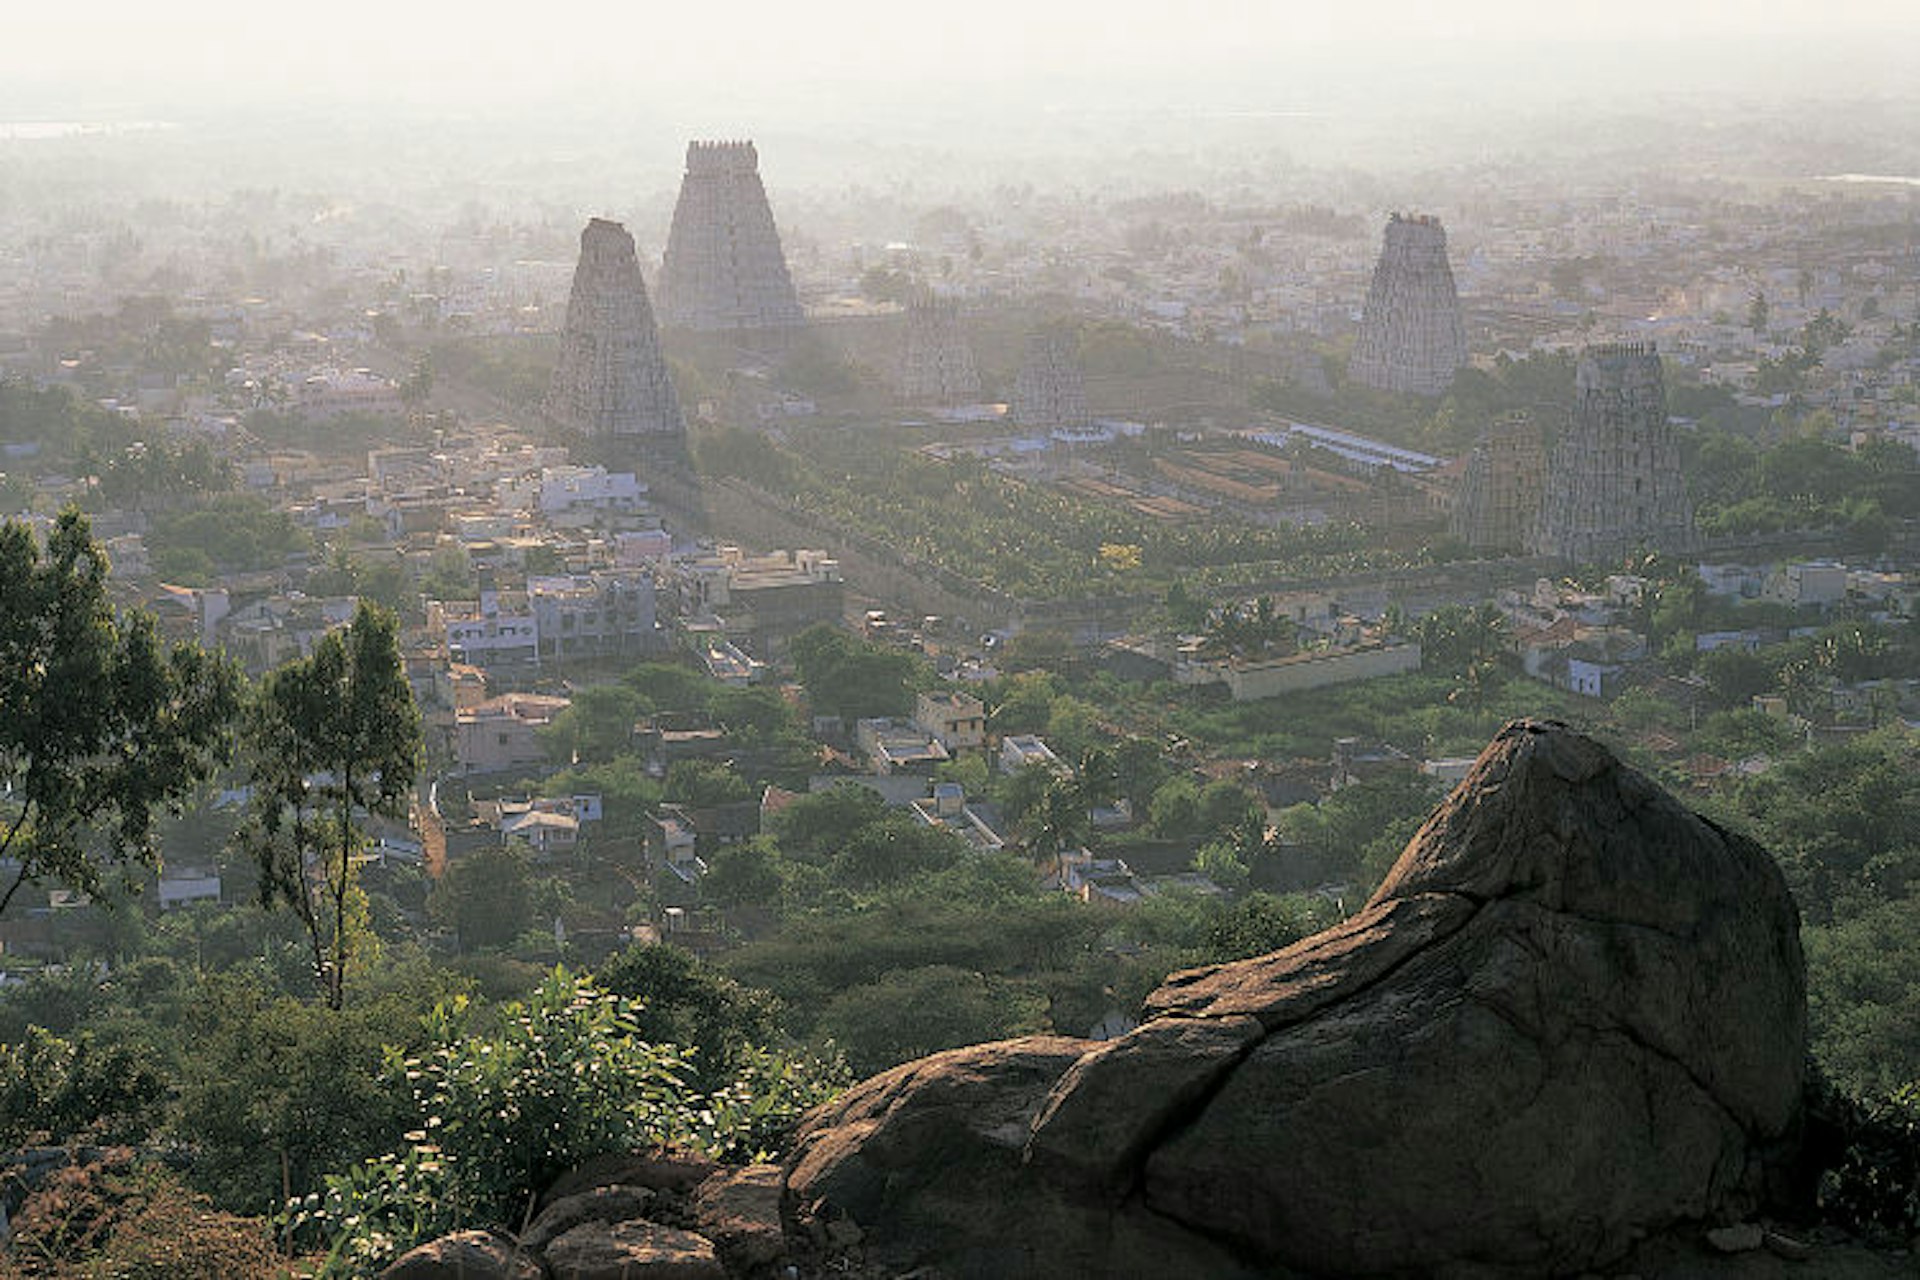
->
[1349, 213, 1468, 397]
[1009, 331, 1091, 428]
[1451, 411, 1546, 553]
[897, 293, 980, 405]
[657, 141, 805, 332]
[1530, 344, 1696, 564]
[543, 218, 684, 438]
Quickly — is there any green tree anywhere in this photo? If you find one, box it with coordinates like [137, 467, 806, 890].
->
[622, 660, 714, 713]
[814, 964, 1047, 1077]
[709, 686, 797, 739]
[836, 812, 966, 888]
[988, 671, 1059, 737]
[433, 841, 534, 951]
[1699, 646, 1773, 707]
[789, 623, 921, 721]
[594, 943, 781, 1086]
[663, 758, 753, 809]
[1000, 630, 1074, 675]
[240, 603, 422, 1009]
[1112, 735, 1171, 814]
[1193, 840, 1251, 891]
[1044, 694, 1103, 762]
[174, 972, 434, 1213]
[769, 783, 885, 861]
[1412, 602, 1508, 677]
[0, 1025, 169, 1146]
[1275, 773, 1441, 888]
[1203, 892, 1338, 962]
[0, 509, 242, 915]
[541, 683, 643, 764]
[702, 836, 785, 910]
[1197, 778, 1264, 844]
[1805, 898, 1920, 1096]
[1148, 775, 1204, 838]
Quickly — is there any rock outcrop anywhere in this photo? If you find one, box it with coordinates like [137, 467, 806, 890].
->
[785, 720, 1808, 1278]
[379, 1151, 776, 1280]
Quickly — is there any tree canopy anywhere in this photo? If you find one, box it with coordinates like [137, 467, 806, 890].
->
[239, 601, 421, 1009]
[789, 623, 922, 722]
[0, 509, 242, 915]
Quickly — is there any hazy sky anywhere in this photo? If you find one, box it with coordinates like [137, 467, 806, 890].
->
[9, 0, 1920, 120]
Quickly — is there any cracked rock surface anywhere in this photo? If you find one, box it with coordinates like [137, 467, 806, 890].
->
[783, 720, 1807, 1278]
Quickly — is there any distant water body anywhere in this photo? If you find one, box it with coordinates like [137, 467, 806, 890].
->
[0, 121, 174, 140]
[1818, 173, 1920, 187]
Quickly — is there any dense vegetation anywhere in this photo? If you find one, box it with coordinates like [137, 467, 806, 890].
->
[4, 485, 1920, 1270]
[695, 423, 1393, 599]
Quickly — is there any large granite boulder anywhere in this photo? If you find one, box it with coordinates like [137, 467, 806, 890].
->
[785, 720, 1808, 1278]
[378, 1229, 545, 1280]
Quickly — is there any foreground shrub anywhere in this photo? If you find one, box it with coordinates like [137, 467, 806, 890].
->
[284, 968, 844, 1277]
[1814, 1079, 1920, 1239]
[6, 1151, 282, 1279]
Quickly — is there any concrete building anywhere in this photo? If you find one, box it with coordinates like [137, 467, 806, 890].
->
[1000, 734, 1063, 775]
[455, 692, 571, 774]
[497, 466, 648, 523]
[677, 546, 844, 655]
[1765, 561, 1849, 608]
[433, 591, 540, 668]
[909, 783, 1007, 853]
[1176, 641, 1422, 703]
[294, 368, 404, 420]
[527, 572, 664, 662]
[855, 718, 951, 776]
[913, 690, 987, 753]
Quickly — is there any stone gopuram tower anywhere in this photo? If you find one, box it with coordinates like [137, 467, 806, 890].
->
[544, 218, 684, 438]
[898, 294, 980, 405]
[657, 141, 805, 332]
[1009, 331, 1091, 428]
[1452, 411, 1546, 554]
[1349, 213, 1468, 397]
[1530, 344, 1696, 564]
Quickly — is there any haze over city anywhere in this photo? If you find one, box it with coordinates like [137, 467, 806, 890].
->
[1, 1, 1919, 1277]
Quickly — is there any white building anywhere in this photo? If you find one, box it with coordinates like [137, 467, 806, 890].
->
[294, 368, 404, 420]
[1000, 734, 1062, 775]
[433, 590, 540, 668]
[499, 466, 647, 523]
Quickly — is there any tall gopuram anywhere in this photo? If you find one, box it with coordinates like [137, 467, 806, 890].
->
[897, 293, 980, 405]
[656, 140, 805, 332]
[1529, 344, 1696, 564]
[1009, 331, 1091, 428]
[1349, 212, 1468, 397]
[1452, 411, 1546, 554]
[544, 218, 684, 438]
